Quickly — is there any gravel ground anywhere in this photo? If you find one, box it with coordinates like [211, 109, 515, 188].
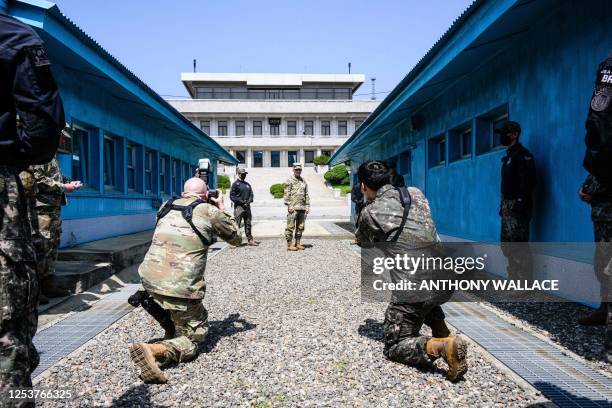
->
[484, 301, 612, 375]
[36, 239, 543, 407]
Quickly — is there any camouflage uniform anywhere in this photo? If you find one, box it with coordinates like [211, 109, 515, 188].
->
[583, 175, 612, 356]
[356, 185, 451, 368]
[284, 174, 310, 242]
[138, 195, 241, 364]
[19, 158, 67, 282]
[0, 167, 39, 392]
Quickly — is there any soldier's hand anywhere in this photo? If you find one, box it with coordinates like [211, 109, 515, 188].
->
[578, 187, 592, 203]
[288, 206, 295, 214]
[209, 193, 225, 210]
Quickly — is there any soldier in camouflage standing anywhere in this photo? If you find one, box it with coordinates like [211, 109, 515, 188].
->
[577, 55, 612, 364]
[497, 121, 536, 282]
[20, 130, 82, 304]
[284, 163, 310, 251]
[1, 13, 64, 400]
[355, 160, 468, 381]
[129, 177, 241, 383]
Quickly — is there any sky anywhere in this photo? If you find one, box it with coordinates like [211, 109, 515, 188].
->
[52, 0, 473, 100]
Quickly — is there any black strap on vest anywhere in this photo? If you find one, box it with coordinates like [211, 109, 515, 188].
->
[156, 198, 211, 246]
[384, 187, 412, 242]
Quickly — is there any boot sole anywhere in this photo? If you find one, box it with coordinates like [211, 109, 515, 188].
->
[445, 336, 468, 381]
[129, 344, 167, 384]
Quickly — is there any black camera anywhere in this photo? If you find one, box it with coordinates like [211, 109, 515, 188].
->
[207, 189, 219, 204]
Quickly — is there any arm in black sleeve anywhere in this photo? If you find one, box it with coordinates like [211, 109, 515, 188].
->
[10, 45, 64, 165]
[248, 183, 254, 204]
[229, 181, 241, 205]
[518, 155, 536, 200]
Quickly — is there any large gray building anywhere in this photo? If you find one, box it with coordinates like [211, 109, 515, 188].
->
[168, 73, 379, 168]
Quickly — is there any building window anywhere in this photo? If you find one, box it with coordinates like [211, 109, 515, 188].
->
[428, 135, 446, 167]
[103, 135, 117, 189]
[253, 120, 262, 136]
[200, 120, 210, 135]
[476, 105, 509, 155]
[195, 87, 213, 99]
[288, 150, 297, 167]
[460, 129, 472, 158]
[322, 150, 333, 157]
[160, 155, 168, 194]
[304, 120, 313, 135]
[145, 150, 154, 193]
[304, 150, 315, 165]
[217, 120, 228, 136]
[182, 162, 190, 185]
[318, 88, 334, 99]
[72, 127, 89, 186]
[235, 151, 246, 164]
[235, 120, 245, 136]
[253, 151, 263, 167]
[321, 121, 331, 136]
[338, 120, 347, 136]
[126, 142, 137, 191]
[270, 124, 280, 136]
[449, 124, 472, 162]
[287, 121, 297, 136]
[271, 151, 280, 167]
[172, 159, 181, 194]
[355, 119, 364, 130]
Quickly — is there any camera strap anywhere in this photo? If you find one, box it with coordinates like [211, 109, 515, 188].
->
[384, 186, 412, 242]
[156, 198, 211, 246]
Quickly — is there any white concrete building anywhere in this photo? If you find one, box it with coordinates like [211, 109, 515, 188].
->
[167, 73, 380, 168]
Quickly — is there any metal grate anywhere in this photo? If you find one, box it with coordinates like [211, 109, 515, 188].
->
[445, 302, 612, 407]
[32, 285, 136, 378]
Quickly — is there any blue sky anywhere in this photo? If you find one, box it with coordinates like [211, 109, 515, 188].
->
[52, 0, 473, 99]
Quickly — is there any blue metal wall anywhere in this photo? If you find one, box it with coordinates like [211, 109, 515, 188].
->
[352, 1, 609, 244]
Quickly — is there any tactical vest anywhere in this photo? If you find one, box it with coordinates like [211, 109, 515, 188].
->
[584, 57, 612, 180]
[156, 198, 211, 246]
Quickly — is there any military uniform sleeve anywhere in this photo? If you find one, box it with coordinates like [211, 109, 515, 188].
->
[211, 207, 242, 246]
[517, 153, 536, 201]
[10, 43, 64, 165]
[33, 162, 65, 196]
[248, 183, 254, 204]
[354, 206, 380, 246]
[283, 179, 292, 206]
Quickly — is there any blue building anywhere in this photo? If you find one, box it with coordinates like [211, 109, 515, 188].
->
[2, 0, 237, 246]
[330, 0, 611, 304]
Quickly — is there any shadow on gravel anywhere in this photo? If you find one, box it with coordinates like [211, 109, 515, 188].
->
[112, 384, 153, 406]
[489, 302, 609, 365]
[358, 319, 384, 342]
[201, 313, 256, 353]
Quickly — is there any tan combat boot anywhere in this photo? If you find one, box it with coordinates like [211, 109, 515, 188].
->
[247, 239, 260, 246]
[294, 240, 305, 250]
[129, 343, 169, 384]
[426, 335, 468, 381]
[287, 241, 298, 251]
[428, 319, 451, 338]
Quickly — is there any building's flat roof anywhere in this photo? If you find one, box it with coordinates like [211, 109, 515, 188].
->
[181, 73, 365, 96]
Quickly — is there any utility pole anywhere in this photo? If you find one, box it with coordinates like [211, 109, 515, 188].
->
[193, 59, 196, 73]
[348, 62, 351, 74]
[371, 77, 376, 100]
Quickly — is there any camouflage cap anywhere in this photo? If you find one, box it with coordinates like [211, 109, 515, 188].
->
[494, 120, 521, 135]
[237, 168, 248, 175]
[293, 163, 303, 170]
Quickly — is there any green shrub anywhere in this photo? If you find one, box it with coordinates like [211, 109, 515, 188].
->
[313, 155, 330, 165]
[269, 183, 285, 199]
[324, 165, 349, 185]
[217, 174, 231, 190]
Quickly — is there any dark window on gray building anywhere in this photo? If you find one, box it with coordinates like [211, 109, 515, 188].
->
[195, 87, 213, 99]
[235, 151, 246, 164]
[218, 120, 228, 136]
[321, 121, 331, 136]
[271, 151, 280, 167]
[355, 119, 364, 129]
[253, 151, 263, 167]
[318, 88, 334, 99]
[305, 150, 315, 164]
[253, 121, 262, 136]
[304, 120, 313, 135]
[288, 151, 297, 167]
[235, 120, 245, 136]
[200, 120, 210, 135]
[338, 120, 347, 136]
[301, 89, 317, 100]
[287, 120, 297, 135]
[322, 150, 333, 157]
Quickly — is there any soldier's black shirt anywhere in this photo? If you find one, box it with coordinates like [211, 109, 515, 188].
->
[0, 13, 64, 167]
[230, 179, 253, 206]
[501, 142, 536, 204]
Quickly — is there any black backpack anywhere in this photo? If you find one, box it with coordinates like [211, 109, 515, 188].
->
[156, 198, 211, 246]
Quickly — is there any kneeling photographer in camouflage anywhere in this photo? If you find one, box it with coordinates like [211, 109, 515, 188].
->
[355, 160, 468, 381]
[129, 177, 241, 384]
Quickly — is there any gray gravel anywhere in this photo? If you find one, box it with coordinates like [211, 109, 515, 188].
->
[36, 239, 543, 407]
